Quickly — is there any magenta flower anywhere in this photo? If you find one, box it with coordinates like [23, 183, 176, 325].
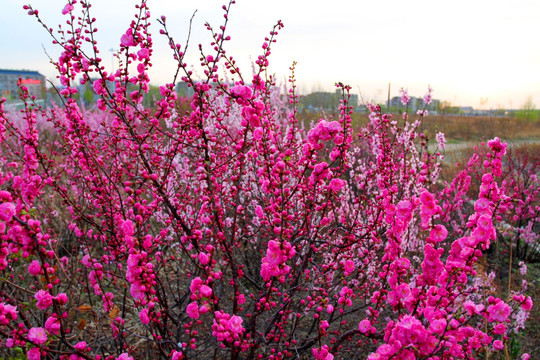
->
[139, 308, 150, 324]
[0, 202, 15, 222]
[34, 290, 53, 310]
[28, 260, 41, 276]
[186, 302, 200, 319]
[27, 348, 41, 360]
[358, 319, 370, 333]
[45, 316, 61, 335]
[487, 301, 511, 322]
[120, 30, 136, 47]
[61, 3, 74, 15]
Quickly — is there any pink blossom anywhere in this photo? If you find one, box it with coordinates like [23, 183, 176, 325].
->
[186, 302, 200, 319]
[120, 30, 136, 47]
[230, 85, 253, 101]
[28, 327, 48, 345]
[474, 198, 491, 214]
[45, 316, 61, 335]
[358, 319, 370, 333]
[493, 340, 504, 350]
[436, 132, 446, 150]
[463, 300, 484, 315]
[0, 302, 18, 325]
[198, 252, 210, 265]
[55, 293, 68, 305]
[238, 294, 246, 305]
[74, 341, 87, 351]
[137, 48, 150, 60]
[28, 260, 41, 276]
[487, 301, 511, 322]
[255, 205, 264, 218]
[116, 354, 134, 360]
[390, 315, 427, 347]
[423, 86, 433, 105]
[428, 224, 448, 243]
[129, 283, 146, 301]
[27, 348, 41, 360]
[199, 285, 212, 298]
[139, 308, 150, 324]
[343, 259, 355, 275]
[521, 296, 533, 311]
[0, 202, 15, 222]
[488, 137, 507, 155]
[328, 178, 345, 192]
[212, 311, 245, 342]
[171, 350, 183, 360]
[34, 290, 53, 310]
[396, 200, 413, 220]
[399, 87, 410, 106]
[312, 345, 334, 360]
[493, 323, 506, 334]
[62, 3, 74, 15]
[429, 318, 447, 335]
[476, 214, 492, 230]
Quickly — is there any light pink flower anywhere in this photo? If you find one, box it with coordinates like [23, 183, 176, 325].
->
[28, 327, 47, 345]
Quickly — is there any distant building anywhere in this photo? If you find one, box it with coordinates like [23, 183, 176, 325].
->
[389, 96, 421, 110]
[0, 69, 46, 100]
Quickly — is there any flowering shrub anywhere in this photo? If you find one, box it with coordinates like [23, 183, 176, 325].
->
[0, 1, 536, 359]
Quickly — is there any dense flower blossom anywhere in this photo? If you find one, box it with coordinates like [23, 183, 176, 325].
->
[0, 302, 18, 325]
[0, 2, 535, 359]
[313, 345, 334, 360]
[212, 311, 245, 343]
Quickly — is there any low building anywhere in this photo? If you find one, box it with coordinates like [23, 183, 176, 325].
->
[0, 69, 46, 100]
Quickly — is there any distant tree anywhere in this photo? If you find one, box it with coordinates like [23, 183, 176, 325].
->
[83, 83, 94, 105]
[517, 96, 537, 121]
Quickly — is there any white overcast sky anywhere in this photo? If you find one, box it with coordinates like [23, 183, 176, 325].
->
[2, 0, 539, 108]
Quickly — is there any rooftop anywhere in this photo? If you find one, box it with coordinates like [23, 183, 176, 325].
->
[0, 69, 45, 77]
